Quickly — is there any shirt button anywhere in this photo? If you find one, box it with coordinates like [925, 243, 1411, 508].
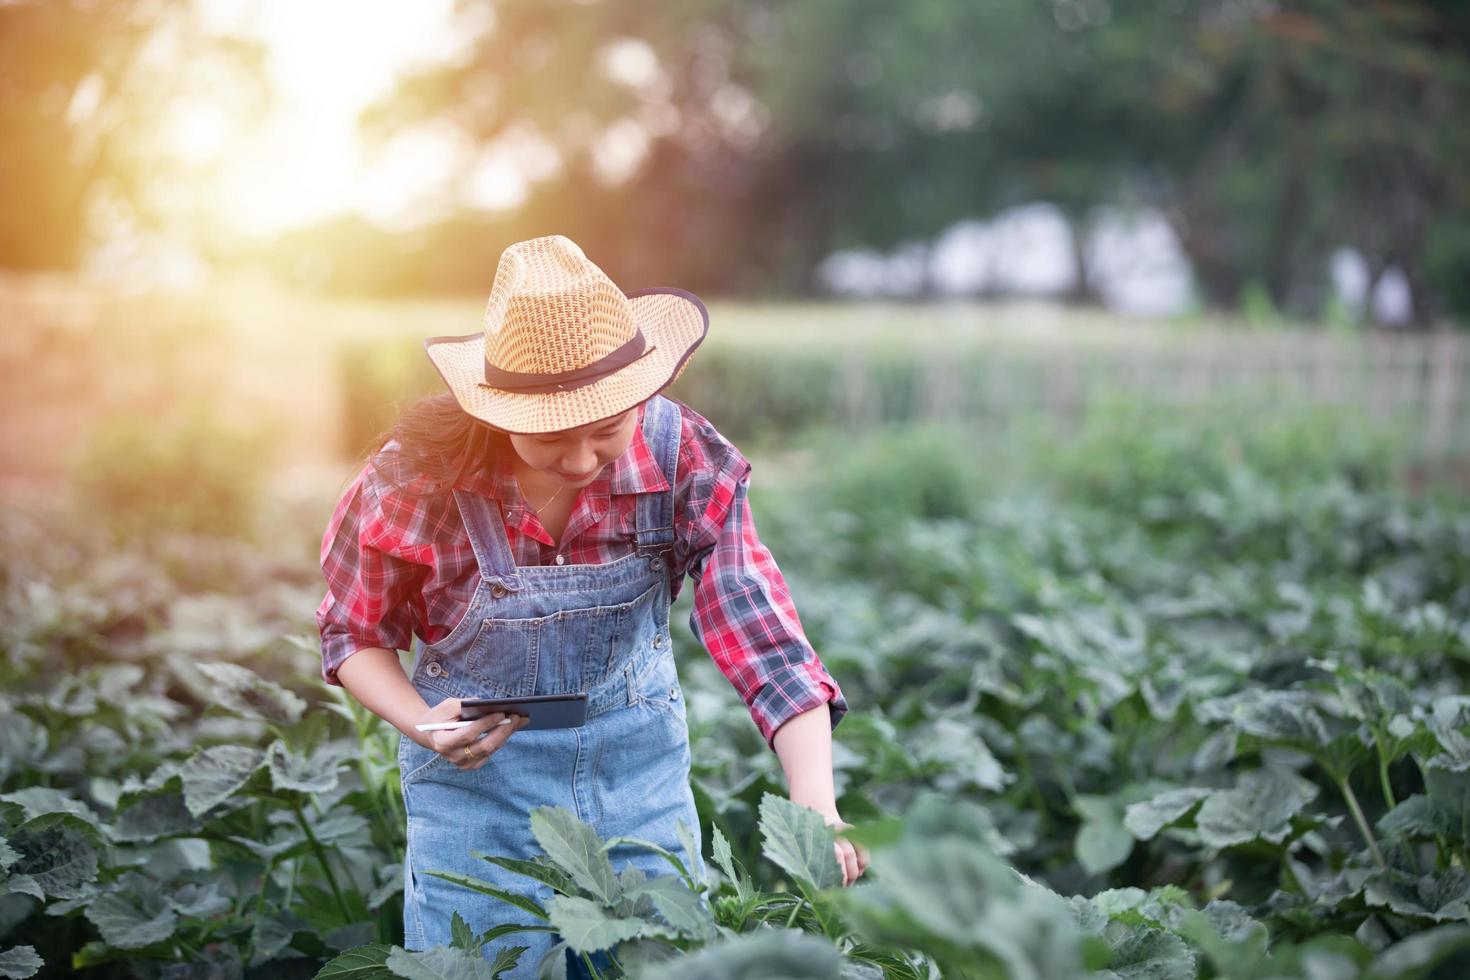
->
[555, 554, 566, 565]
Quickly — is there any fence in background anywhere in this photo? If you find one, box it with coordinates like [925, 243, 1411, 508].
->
[3, 273, 1468, 481]
[827, 330, 1469, 458]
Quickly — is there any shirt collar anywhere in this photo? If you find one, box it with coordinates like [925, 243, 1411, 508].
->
[476, 401, 670, 503]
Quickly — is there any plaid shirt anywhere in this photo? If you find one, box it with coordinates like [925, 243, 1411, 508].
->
[315, 400, 847, 750]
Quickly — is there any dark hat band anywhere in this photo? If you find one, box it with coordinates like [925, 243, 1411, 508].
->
[478, 330, 657, 394]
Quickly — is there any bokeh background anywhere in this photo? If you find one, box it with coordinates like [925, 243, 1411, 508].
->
[3, 0, 1469, 507]
[4, 3, 1470, 978]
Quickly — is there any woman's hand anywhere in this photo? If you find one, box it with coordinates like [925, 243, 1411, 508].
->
[821, 811, 869, 887]
[413, 698, 530, 770]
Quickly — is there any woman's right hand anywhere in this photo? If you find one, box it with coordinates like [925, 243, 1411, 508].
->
[412, 698, 530, 770]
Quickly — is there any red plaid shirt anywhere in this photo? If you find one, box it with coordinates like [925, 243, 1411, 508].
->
[315, 400, 847, 749]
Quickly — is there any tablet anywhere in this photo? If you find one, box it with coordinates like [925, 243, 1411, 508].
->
[459, 693, 588, 731]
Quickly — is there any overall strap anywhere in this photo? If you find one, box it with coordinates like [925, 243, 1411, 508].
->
[634, 394, 681, 561]
[451, 487, 524, 591]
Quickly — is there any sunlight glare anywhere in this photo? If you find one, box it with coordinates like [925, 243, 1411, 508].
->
[171, 101, 234, 165]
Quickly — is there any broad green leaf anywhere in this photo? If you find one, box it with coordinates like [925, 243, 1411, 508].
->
[169, 881, 231, 919]
[919, 717, 1012, 792]
[1378, 795, 1438, 839]
[0, 946, 41, 980]
[1195, 768, 1318, 849]
[315, 944, 395, 979]
[896, 791, 1015, 856]
[528, 807, 618, 903]
[845, 835, 1012, 944]
[537, 940, 570, 980]
[11, 826, 97, 899]
[612, 866, 653, 919]
[1075, 795, 1133, 875]
[1123, 789, 1211, 841]
[1364, 868, 1470, 923]
[1200, 690, 1327, 743]
[758, 794, 842, 891]
[179, 745, 266, 817]
[0, 788, 101, 833]
[1077, 821, 1134, 877]
[110, 792, 194, 843]
[315, 811, 373, 846]
[251, 912, 305, 964]
[640, 928, 842, 980]
[545, 894, 652, 955]
[368, 875, 404, 911]
[1426, 766, 1470, 845]
[385, 945, 498, 980]
[191, 661, 306, 725]
[1200, 900, 1269, 948]
[0, 840, 16, 871]
[1, 874, 43, 901]
[1367, 924, 1470, 978]
[624, 874, 716, 939]
[268, 740, 342, 794]
[1100, 924, 1196, 980]
[84, 885, 178, 949]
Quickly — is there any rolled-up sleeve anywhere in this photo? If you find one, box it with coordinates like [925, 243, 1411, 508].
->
[679, 445, 849, 751]
[315, 471, 426, 686]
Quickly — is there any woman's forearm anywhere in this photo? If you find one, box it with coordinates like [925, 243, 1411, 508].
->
[772, 704, 839, 818]
[335, 647, 432, 747]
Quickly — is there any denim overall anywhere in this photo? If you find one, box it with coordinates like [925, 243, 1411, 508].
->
[397, 394, 707, 978]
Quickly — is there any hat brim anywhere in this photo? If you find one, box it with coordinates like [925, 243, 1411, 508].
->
[423, 287, 709, 434]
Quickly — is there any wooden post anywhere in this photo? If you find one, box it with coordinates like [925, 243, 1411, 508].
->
[1424, 331, 1463, 458]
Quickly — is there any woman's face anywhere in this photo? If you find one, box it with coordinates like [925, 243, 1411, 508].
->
[507, 406, 640, 487]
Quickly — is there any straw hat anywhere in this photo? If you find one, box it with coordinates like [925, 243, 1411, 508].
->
[424, 235, 709, 434]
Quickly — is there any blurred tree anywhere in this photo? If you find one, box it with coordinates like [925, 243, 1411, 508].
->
[0, 0, 264, 270]
[356, 0, 1470, 324]
[1120, 1, 1470, 324]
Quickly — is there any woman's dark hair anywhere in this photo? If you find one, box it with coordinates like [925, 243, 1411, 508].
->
[362, 393, 509, 498]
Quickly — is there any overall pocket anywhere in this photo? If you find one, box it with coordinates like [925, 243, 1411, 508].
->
[399, 736, 450, 787]
[468, 580, 662, 695]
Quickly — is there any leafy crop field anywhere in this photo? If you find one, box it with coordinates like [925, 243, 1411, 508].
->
[2, 398, 1468, 979]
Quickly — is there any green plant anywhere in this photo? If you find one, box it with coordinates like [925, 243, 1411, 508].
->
[68, 402, 272, 544]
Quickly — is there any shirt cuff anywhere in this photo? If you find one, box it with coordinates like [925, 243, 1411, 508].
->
[320, 633, 393, 688]
[750, 663, 850, 752]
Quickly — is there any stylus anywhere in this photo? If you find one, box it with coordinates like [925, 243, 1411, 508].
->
[414, 718, 516, 732]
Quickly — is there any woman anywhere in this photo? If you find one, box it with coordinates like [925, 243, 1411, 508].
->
[315, 235, 866, 977]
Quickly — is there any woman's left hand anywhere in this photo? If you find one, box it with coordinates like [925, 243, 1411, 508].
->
[823, 812, 869, 887]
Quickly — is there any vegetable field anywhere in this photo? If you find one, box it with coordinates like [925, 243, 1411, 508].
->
[2, 397, 1468, 979]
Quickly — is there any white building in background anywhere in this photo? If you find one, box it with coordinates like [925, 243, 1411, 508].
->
[818, 201, 1411, 324]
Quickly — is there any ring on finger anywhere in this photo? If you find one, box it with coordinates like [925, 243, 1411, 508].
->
[463, 743, 477, 761]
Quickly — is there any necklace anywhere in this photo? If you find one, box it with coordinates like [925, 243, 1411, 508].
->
[517, 472, 568, 515]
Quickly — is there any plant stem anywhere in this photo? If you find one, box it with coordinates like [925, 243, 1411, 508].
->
[1337, 777, 1387, 871]
[292, 802, 355, 922]
[1377, 749, 1397, 811]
